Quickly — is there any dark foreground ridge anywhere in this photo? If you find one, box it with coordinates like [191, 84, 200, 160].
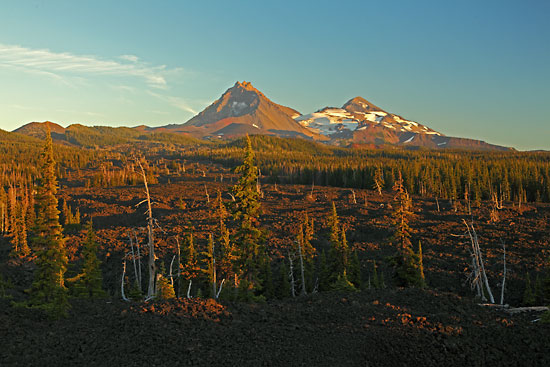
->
[1, 288, 548, 366]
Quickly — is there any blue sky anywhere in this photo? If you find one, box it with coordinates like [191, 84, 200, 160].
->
[0, 0, 548, 150]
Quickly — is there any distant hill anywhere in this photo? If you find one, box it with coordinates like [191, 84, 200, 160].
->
[13, 121, 211, 148]
[14, 121, 66, 140]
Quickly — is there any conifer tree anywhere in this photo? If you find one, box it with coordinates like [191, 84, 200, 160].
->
[156, 275, 176, 300]
[182, 229, 201, 285]
[231, 135, 265, 295]
[15, 202, 30, 257]
[373, 165, 385, 196]
[156, 262, 175, 300]
[277, 262, 291, 299]
[27, 127, 70, 317]
[371, 260, 380, 289]
[418, 241, 425, 283]
[215, 190, 234, 285]
[318, 250, 331, 291]
[390, 172, 424, 287]
[523, 273, 535, 306]
[327, 203, 351, 284]
[348, 251, 362, 288]
[72, 220, 105, 298]
[0, 187, 7, 234]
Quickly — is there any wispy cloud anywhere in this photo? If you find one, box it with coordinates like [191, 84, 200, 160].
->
[0, 44, 173, 88]
[147, 91, 198, 115]
[119, 54, 139, 63]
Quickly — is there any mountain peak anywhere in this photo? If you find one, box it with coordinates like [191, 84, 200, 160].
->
[178, 82, 317, 139]
[342, 97, 383, 113]
[233, 80, 259, 92]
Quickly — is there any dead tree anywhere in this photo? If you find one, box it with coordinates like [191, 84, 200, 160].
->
[297, 240, 307, 296]
[500, 242, 506, 305]
[121, 253, 130, 302]
[350, 189, 357, 204]
[128, 233, 141, 292]
[204, 184, 210, 203]
[308, 180, 315, 200]
[176, 236, 181, 297]
[137, 159, 156, 299]
[288, 251, 296, 298]
[133, 229, 142, 288]
[463, 220, 495, 303]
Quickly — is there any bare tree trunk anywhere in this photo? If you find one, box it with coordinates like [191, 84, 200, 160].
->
[176, 236, 181, 298]
[169, 255, 176, 287]
[351, 190, 357, 204]
[435, 197, 440, 212]
[187, 280, 193, 298]
[212, 238, 217, 298]
[121, 255, 129, 302]
[134, 230, 142, 290]
[297, 241, 307, 296]
[138, 159, 156, 299]
[288, 252, 296, 298]
[464, 220, 495, 303]
[128, 234, 139, 290]
[204, 184, 210, 203]
[216, 279, 225, 299]
[500, 242, 506, 305]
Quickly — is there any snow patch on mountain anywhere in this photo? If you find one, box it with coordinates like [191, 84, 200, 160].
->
[294, 99, 442, 140]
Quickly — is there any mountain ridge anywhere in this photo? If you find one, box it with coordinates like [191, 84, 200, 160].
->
[11, 81, 515, 151]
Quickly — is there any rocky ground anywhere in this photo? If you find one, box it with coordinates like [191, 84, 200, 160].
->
[1, 168, 549, 366]
[1, 288, 548, 366]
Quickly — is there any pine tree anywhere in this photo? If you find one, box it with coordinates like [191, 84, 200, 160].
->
[391, 172, 413, 252]
[371, 260, 380, 289]
[27, 127, 70, 318]
[156, 275, 176, 300]
[182, 229, 201, 284]
[231, 135, 265, 295]
[10, 201, 30, 258]
[373, 165, 385, 195]
[215, 190, 234, 285]
[348, 251, 362, 288]
[534, 274, 544, 304]
[327, 203, 350, 284]
[417, 241, 425, 284]
[72, 220, 105, 298]
[318, 250, 331, 291]
[523, 273, 535, 306]
[390, 172, 424, 287]
[277, 262, 290, 299]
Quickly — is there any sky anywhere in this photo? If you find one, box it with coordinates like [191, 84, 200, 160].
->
[0, 0, 548, 150]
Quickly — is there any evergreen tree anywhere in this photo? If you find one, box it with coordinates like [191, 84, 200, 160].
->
[277, 262, 290, 299]
[417, 241, 425, 284]
[231, 135, 265, 295]
[371, 260, 380, 289]
[523, 273, 535, 306]
[534, 274, 544, 304]
[156, 275, 176, 300]
[215, 190, 235, 286]
[10, 201, 30, 258]
[373, 165, 385, 195]
[72, 220, 105, 298]
[181, 229, 201, 284]
[389, 172, 424, 288]
[27, 127, 70, 317]
[348, 251, 362, 288]
[318, 250, 331, 291]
